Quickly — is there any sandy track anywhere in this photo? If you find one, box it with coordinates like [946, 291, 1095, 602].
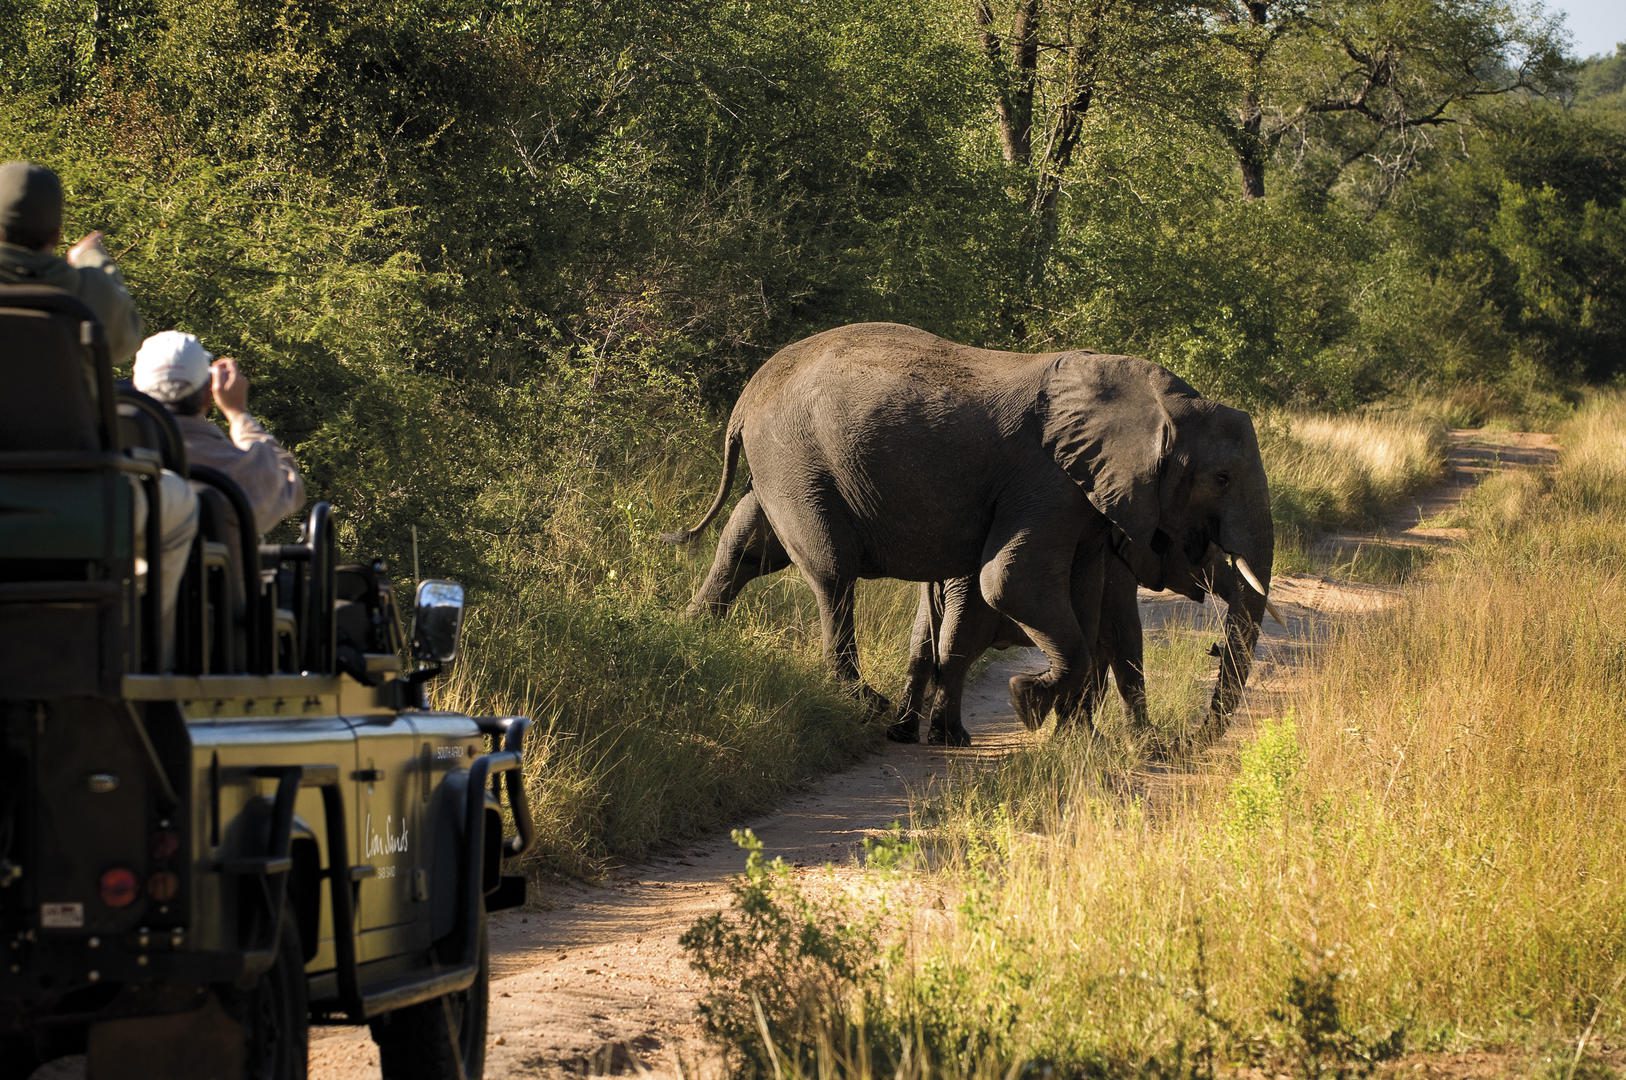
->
[299, 431, 1557, 1077]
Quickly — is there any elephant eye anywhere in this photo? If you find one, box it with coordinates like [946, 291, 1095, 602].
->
[1214, 470, 1231, 488]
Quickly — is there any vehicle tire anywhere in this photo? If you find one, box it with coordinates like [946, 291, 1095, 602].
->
[225, 915, 309, 1080]
[369, 916, 489, 1080]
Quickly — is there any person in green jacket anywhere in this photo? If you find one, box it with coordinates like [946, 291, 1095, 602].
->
[0, 160, 143, 364]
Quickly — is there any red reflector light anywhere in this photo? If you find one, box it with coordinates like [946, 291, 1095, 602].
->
[147, 871, 180, 903]
[150, 830, 181, 862]
[99, 868, 140, 909]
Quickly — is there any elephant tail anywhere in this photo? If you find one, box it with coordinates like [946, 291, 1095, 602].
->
[662, 419, 743, 546]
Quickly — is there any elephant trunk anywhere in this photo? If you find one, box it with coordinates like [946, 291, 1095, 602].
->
[1209, 478, 1274, 726]
[1209, 573, 1265, 723]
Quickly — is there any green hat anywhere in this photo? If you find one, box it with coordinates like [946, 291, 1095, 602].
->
[0, 161, 64, 250]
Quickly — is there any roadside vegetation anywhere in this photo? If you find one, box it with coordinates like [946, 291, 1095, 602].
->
[687, 394, 1626, 1077]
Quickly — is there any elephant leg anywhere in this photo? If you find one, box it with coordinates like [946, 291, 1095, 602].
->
[889, 583, 942, 743]
[802, 569, 889, 715]
[1079, 657, 1111, 726]
[1112, 654, 1148, 731]
[980, 520, 1102, 732]
[685, 491, 793, 618]
[924, 577, 1001, 747]
[1100, 559, 1148, 731]
[1207, 559, 1265, 730]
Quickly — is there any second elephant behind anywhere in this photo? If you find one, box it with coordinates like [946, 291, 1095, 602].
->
[893, 544, 1263, 747]
[682, 489, 1265, 747]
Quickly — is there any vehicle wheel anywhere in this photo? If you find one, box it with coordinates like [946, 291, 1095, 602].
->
[370, 917, 489, 1080]
[225, 916, 309, 1080]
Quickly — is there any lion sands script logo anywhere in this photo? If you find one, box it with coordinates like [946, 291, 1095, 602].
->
[365, 813, 410, 879]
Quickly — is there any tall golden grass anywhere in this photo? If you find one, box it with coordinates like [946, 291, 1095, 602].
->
[692, 397, 1624, 1076]
[1262, 410, 1447, 541]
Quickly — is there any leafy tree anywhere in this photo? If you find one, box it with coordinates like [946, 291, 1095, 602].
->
[1193, 0, 1567, 200]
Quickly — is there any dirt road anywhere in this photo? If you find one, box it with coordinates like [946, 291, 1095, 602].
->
[302, 431, 1561, 1077]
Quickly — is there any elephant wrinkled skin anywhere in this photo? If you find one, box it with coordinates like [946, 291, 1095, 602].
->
[666, 322, 1274, 731]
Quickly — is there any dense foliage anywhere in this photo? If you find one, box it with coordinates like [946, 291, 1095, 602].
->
[3, 0, 1619, 567]
[2, 0, 1621, 866]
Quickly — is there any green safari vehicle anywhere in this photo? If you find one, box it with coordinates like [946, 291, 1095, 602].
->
[0, 286, 535, 1079]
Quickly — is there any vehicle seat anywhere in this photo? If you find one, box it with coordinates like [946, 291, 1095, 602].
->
[0, 285, 144, 691]
[0, 287, 115, 453]
[335, 561, 404, 685]
[113, 383, 188, 476]
[188, 465, 265, 674]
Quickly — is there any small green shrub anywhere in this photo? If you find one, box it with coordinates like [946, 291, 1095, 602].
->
[681, 830, 893, 1077]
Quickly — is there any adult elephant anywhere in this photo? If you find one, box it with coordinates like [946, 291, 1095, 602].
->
[665, 323, 1274, 730]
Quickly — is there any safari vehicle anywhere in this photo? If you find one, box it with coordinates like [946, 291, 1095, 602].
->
[0, 286, 535, 1080]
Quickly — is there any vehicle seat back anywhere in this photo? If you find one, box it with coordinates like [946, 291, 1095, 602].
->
[0, 285, 138, 692]
[0, 286, 115, 453]
[190, 464, 266, 674]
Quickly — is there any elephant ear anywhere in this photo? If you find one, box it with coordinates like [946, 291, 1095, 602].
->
[1040, 354, 1184, 550]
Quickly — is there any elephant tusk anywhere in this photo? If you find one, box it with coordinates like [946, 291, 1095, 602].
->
[1230, 553, 1269, 598]
[1227, 553, 1286, 626]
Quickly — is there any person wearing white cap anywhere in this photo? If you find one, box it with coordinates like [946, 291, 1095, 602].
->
[133, 331, 305, 536]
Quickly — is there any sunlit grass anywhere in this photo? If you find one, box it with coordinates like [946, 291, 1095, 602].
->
[1262, 409, 1447, 580]
[1262, 410, 1447, 539]
[689, 397, 1625, 1076]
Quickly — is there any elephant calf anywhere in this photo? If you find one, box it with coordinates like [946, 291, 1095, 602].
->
[894, 553, 1145, 746]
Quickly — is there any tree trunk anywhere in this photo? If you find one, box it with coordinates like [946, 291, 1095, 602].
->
[977, 0, 1039, 165]
[1234, 2, 1269, 199]
[1024, 7, 1102, 304]
[92, 0, 116, 69]
[1236, 94, 1267, 200]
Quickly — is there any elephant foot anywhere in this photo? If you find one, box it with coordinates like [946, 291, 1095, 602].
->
[886, 712, 921, 743]
[1143, 733, 1180, 764]
[1052, 692, 1096, 735]
[683, 598, 731, 620]
[926, 720, 971, 748]
[1007, 672, 1050, 731]
[848, 683, 893, 719]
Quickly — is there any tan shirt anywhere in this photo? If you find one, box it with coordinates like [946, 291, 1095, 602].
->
[176, 412, 305, 535]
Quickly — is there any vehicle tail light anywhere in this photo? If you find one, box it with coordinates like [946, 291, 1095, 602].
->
[146, 871, 179, 903]
[99, 867, 140, 908]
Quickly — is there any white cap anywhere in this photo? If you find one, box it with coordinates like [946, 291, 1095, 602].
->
[133, 331, 213, 403]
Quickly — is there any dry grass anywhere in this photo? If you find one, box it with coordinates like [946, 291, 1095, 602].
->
[1262, 410, 1447, 537]
[692, 397, 1626, 1077]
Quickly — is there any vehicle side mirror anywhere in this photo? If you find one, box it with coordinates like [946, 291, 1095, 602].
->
[411, 580, 466, 664]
